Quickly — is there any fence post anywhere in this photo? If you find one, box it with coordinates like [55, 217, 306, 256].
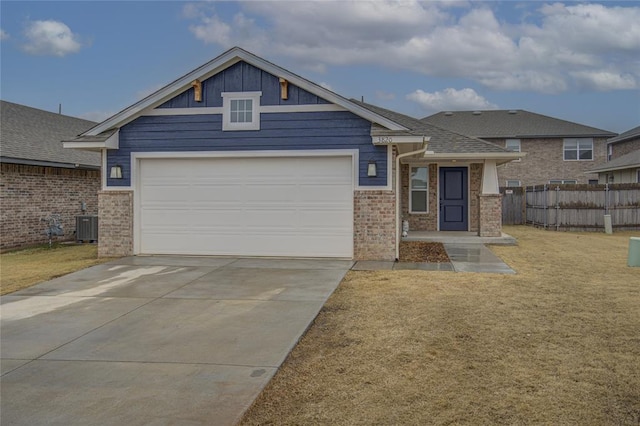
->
[605, 183, 609, 215]
[555, 185, 560, 231]
[544, 184, 548, 229]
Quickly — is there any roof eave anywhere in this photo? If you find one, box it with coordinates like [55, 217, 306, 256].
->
[0, 156, 100, 170]
[588, 163, 640, 174]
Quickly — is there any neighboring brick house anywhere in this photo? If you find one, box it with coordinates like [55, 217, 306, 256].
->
[589, 126, 640, 184]
[64, 47, 520, 261]
[0, 101, 100, 250]
[422, 110, 616, 187]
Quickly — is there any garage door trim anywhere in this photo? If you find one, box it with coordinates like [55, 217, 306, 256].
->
[132, 150, 359, 257]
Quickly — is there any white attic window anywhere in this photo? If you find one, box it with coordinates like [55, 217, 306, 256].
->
[222, 92, 262, 131]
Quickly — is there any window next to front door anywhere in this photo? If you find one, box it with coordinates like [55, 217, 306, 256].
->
[410, 166, 428, 213]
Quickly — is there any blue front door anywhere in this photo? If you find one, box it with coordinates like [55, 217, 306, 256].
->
[439, 167, 468, 231]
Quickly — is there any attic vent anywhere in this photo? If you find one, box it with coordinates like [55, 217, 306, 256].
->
[472, 111, 482, 115]
[508, 110, 518, 114]
[444, 112, 453, 116]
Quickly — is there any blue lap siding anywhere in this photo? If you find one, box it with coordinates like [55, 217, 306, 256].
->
[107, 111, 387, 187]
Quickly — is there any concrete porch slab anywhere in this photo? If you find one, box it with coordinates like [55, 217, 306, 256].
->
[403, 231, 517, 245]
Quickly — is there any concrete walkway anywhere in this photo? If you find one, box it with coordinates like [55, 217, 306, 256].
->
[352, 243, 515, 274]
[1, 257, 351, 426]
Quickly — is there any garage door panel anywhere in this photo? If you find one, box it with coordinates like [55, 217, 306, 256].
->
[138, 156, 353, 258]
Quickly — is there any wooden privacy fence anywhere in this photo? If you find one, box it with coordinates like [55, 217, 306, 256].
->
[500, 186, 525, 225]
[523, 184, 640, 231]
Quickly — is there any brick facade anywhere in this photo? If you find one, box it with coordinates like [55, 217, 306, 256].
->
[478, 194, 502, 237]
[487, 137, 608, 186]
[401, 163, 438, 231]
[611, 137, 640, 160]
[98, 190, 133, 257]
[353, 190, 396, 260]
[0, 163, 100, 250]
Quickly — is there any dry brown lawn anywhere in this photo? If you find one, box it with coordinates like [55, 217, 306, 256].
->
[0, 244, 113, 295]
[242, 226, 640, 425]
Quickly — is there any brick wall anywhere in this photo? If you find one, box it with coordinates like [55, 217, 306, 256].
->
[488, 137, 608, 186]
[98, 190, 133, 257]
[478, 194, 502, 237]
[611, 138, 640, 159]
[401, 163, 438, 231]
[353, 190, 396, 260]
[0, 163, 100, 250]
[469, 163, 482, 232]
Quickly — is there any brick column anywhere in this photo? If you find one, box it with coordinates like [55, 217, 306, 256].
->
[478, 194, 502, 237]
[353, 190, 396, 260]
[98, 190, 133, 257]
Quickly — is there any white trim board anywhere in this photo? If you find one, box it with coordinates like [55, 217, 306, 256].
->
[142, 103, 347, 117]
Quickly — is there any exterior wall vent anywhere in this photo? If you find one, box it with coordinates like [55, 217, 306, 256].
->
[76, 215, 99, 242]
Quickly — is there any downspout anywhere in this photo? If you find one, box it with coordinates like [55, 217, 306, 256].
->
[395, 138, 430, 261]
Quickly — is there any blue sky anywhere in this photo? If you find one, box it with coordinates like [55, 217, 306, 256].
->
[1, 1, 638, 133]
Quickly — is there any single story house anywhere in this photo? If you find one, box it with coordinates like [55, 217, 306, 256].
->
[589, 126, 640, 184]
[1, 100, 100, 250]
[64, 47, 521, 261]
[422, 110, 616, 187]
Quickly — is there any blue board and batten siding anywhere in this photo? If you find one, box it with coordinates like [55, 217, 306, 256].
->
[159, 61, 330, 108]
[106, 61, 387, 187]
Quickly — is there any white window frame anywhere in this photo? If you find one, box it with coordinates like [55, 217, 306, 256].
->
[409, 166, 429, 214]
[505, 139, 521, 161]
[222, 91, 262, 131]
[549, 179, 577, 185]
[506, 180, 521, 187]
[563, 138, 593, 161]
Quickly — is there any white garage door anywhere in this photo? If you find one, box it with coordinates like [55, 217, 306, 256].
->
[138, 156, 353, 257]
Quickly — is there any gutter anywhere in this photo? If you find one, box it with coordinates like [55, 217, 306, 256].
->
[395, 139, 430, 261]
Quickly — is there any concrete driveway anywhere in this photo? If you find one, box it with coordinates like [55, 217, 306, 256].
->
[1, 256, 352, 426]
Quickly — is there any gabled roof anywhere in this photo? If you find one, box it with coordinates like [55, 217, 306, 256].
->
[589, 149, 640, 173]
[352, 100, 512, 154]
[422, 110, 616, 139]
[1, 100, 100, 168]
[607, 125, 640, 144]
[80, 47, 408, 137]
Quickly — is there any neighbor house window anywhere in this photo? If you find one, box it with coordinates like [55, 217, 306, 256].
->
[637, 169, 640, 183]
[549, 179, 577, 184]
[607, 144, 613, 161]
[410, 166, 428, 213]
[564, 138, 593, 161]
[505, 139, 521, 161]
[222, 92, 261, 131]
[588, 179, 599, 185]
[506, 180, 521, 187]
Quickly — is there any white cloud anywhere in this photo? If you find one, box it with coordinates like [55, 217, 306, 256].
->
[0, 29, 9, 41]
[183, 1, 640, 94]
[407, 88, 497, 112]
[22, 20, 82, 56]
[570, 71, 637, 91]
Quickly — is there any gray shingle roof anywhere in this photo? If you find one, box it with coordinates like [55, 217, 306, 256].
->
[607, 125, 640, 144]
[1, 100, 100, 168]
[589, 149, 640, 173]
[351, 100, 510, 154]
[422, 110, 616, 139]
